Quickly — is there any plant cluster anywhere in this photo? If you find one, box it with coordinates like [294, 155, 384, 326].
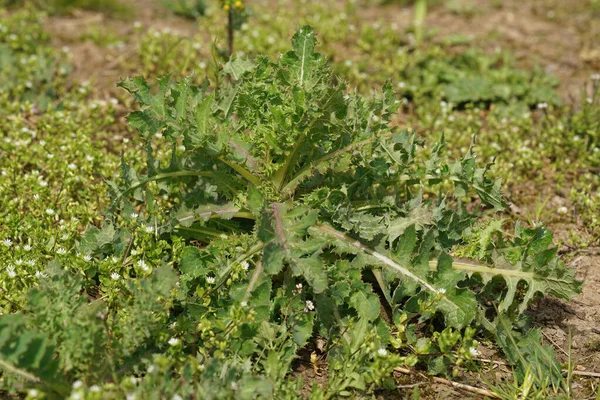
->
[0, 2, 597, 399]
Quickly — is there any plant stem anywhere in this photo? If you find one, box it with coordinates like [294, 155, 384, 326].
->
[227, 8, 234, 57]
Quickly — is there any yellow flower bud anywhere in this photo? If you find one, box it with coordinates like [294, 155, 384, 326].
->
[223, 4, 230, 11]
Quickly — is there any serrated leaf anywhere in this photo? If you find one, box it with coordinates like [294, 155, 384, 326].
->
[223, 57, 256, 80]
[349, 288, 380, 321]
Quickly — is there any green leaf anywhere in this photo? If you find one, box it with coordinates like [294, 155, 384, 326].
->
[223, 57, 256, 80]
[349, 288, 380, 321]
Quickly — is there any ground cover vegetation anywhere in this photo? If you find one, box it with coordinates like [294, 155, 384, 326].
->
[0, 0, 599, 398]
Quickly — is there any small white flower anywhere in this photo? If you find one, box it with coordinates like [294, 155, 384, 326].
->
[137, 259, 150, 272]
[126, 394, 136, 400]
[557, 206, 568, 215]
[199, 61, 207, 69]
[23, 244, 32, 251]
[304, 300, 315, 312]
[241, 301, 248, 307]
[587, 97, 593, 104]
[133, 21, 142, 28]
[47, 153, 54, 159]
[230, 381, 239, 391]
[129, 376, 137, 385]
[110, 272, 120, 280]
[90, 385, 100, 392]
[28, 389, 39, 397]
[177, 145, 186, 152]
[377, 348, 388, 356]
[145, 226, 154, 233]
[71, 393, 82, 400]
[169, 321, 177, 329]
[206, 276, 215, 284]
[147, 364, 156, 373]
[27, 260, 35, 266]
[468, 346, 480, 357]
[131, 249, 139, 256]
[168, 337, 180, 346]
[45, 208, 55, 215]
[67, 163, 76, 170]
[85, 155, 94, 162]
[172, 395, 183, 400]
[591, 73, 600, 81]
[39, 180, 48, 187]
[35, 271, 47, 278]
[56, 247, 67, 255]
[296, 283, 303, 290]
[83, 255, 92, 261]
[241, 261, 249, 271]
[15, 259, 23, 266]
[6, 266, 16, 278]
[2, 239, 12, 247]
[537, 102, 548, 109]
[33, 194, 40, 199]
[130, 212, 139, 219]
[72, 380, 83, 389]
[438, 288, 447, 295]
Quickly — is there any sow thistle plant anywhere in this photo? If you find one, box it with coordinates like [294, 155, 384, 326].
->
[0, 26, 583, 398]
[110, 25, 580, 388]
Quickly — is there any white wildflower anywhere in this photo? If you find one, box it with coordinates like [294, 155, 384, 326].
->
[71, 393, 82, 400]
[296, 283, 303, 290]
[35, 271, 47, 278]
[130, 212, 139, 219]
[110, 272, 120, 280]
[129, 377, 137, 385]
[591, 73, 600, 81]
[168, 337, 180, 346]
[438, 288, 447, 295]
[537, 102, 548, 109]
[33, 194, 40, 199]
[56, 247, 67, 255]
[304, 300, 315, 312]
[126, 394, 135, 400]
[137, 259, 149, 271]
[45, 208, 55, 215]
[90, 385, 100, 392]
[206, 276, 215, 284]
[172, 395, 183, 400]
[468, 346, 480, 357]
[27, 260, 35, 266]
[72, 380, 83, 389]
[39, 180, 48, 187]
[67, 163, 76, 170]
[85, 154, 94, 162]
[2, 238, 12, 247]
[147, 364, 156, 373]
[145, 226, 154, 233]
[557, 206, 568, 215]
[377, 348, 388, 356]
[6, 266, 16, 278]
[83, 255, 92, 261]
[241, 260, 249, 271]
[15, 259, 23, 266]
[28, 389, 39, 397]
[23, 244, 32, 251]
[241, 301, 248, 307]
[47, 153, 54, 159]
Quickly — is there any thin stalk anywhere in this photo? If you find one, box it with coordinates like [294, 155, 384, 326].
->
[227, 8, 234, 56]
